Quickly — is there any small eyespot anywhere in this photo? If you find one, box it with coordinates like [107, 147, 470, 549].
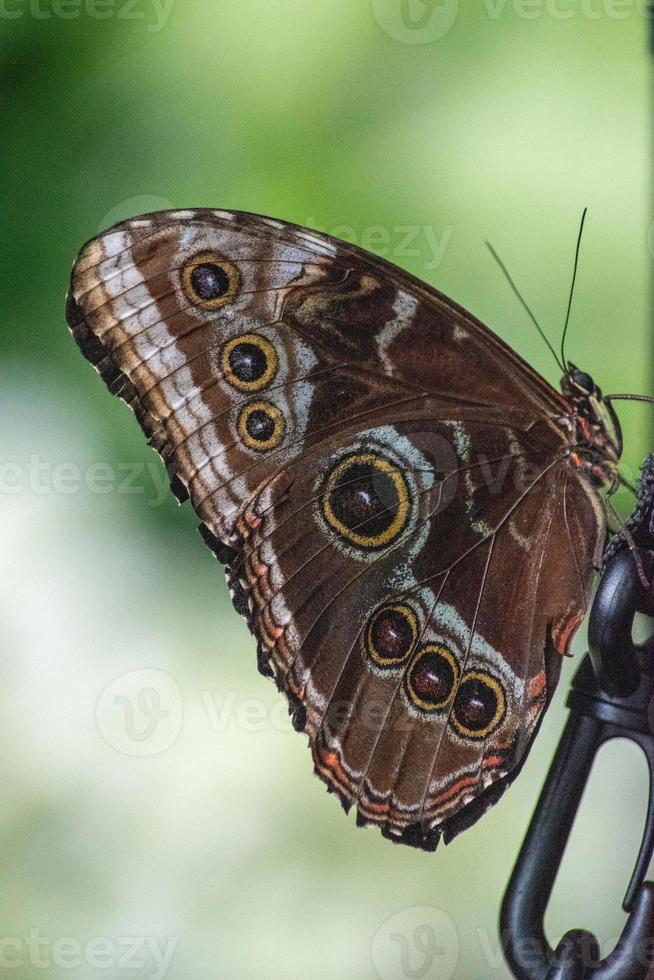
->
[321, 452, 411, 550]
[451, 671, 506, 740]
[221, 333, 278, 392]
[238, 401, 285, 452]
[365, 604, 418, 669]
[405, 645, 459, 713]
[182, 251, 240, 309]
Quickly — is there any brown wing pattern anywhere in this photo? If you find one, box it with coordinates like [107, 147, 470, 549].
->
[66, 209, 606, 848]
[236, 418, 601, 845]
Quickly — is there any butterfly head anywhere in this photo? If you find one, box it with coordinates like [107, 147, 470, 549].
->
[561, 363, 622, 485]
[562, 363, 602, 400]
[561, 363, 608, 422]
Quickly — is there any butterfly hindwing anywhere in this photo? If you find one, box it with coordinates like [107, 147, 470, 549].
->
[237, 417, 600, 844]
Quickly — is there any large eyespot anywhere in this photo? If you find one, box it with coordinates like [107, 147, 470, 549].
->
[365, 604, 418, 669]
[182, 251, 240, 309]
[238, 400, 285, 452]
[321, 452, 411, 550]
[221, 333, 278, 392]
[405, 645, 459, 713]
[451, 670, 506, 740]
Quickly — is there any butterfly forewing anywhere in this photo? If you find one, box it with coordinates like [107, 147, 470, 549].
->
[66, 209, 606, 849]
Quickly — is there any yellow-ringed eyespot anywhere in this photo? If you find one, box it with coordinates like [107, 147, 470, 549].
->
[238, 400, 285, 452]
[365, 604, 418, 669]
[321, 452, 411, 550]
[181, 251, 240, 310]
[451, 670, 506, 740]
[221, 333, 278, 392]
[405, 644, 459, 713]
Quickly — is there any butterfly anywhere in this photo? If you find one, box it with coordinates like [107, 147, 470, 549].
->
[65, 208, 631, 851]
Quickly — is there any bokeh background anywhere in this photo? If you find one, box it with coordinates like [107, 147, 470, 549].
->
[1, 3, 653, 978]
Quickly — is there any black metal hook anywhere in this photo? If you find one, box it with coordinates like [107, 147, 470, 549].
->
[500, 545, 654, 980]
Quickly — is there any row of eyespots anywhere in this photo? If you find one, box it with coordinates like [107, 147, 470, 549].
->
[364, 604, 506, 740]
[320, 451, 411, 550]
[181, 251, 284, 453]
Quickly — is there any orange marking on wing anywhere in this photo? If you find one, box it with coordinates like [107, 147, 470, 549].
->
[435, 773, 479, 806]
[316, 750, 352, 795]
[362, 800, 392, 816]
[554, 610, 583, 656]
[433, 754, 505, 807]
[528, 670, 547, 700]
[260, 609, 281, 644]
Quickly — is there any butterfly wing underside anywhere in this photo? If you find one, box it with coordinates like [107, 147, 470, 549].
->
[66, 209, 606, 847]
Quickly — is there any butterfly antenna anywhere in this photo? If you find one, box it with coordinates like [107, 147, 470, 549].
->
[560, 207, 588, 370]
[485, 240, 564, 372]
[605, 393, 654, 405]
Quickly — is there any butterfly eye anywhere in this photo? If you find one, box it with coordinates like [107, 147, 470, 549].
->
[571, 369, 595, 394]
[182, 252, 240, 309]
[365, 604, 418, 668]
[221, 333, 278, 392]
[238, 400, 285, 452]
[321, 452, 411, 550]
[405, 645, 459, 713]
[451, 671, 506, 740]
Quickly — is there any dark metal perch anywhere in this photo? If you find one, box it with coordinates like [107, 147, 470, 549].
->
[500, 457, 654, 978]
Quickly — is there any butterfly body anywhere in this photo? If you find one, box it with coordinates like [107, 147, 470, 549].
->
[66, 210, 620, 850]
[559, 366, 621, 492]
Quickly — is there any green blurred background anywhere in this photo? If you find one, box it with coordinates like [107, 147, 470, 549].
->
[1, 3, 652, 978]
